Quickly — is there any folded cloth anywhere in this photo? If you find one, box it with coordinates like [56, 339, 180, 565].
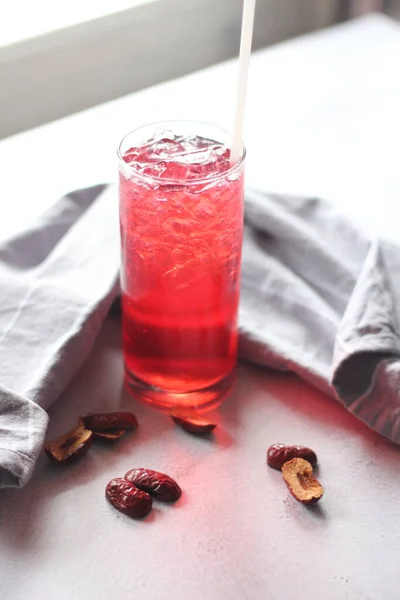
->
[0, 185, 120, 487]
[240, 190, 400, 441]
[2, 184, 400, 489]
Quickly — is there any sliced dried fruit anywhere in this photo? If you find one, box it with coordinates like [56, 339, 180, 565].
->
[93, 428, 126, 441]
[44, 418, 93, 463]
[170, 410, 216, 435]
[83, 412, 138, 432]
[267, 443, 317, 471]
[124, 468, 181, 502]
[281, 458, 324, 505]
[105, 477, 152, 518]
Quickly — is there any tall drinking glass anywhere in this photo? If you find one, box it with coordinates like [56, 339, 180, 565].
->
[118, 121, 245, 410]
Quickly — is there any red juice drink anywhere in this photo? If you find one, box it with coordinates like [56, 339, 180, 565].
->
[118, 121, 245, 410]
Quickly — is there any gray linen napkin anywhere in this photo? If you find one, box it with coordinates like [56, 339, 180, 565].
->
[0, 185, 120, 487]
[240, 190, 400, 441]
[2, 184, 400, 489]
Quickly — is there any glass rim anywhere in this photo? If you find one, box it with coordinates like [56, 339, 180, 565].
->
[117, 120, 246, 186]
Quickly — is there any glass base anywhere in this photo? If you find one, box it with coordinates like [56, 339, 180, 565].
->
[124, 367, 236, 412]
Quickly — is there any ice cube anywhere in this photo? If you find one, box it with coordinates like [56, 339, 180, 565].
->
[123, 135, 230, 181]
[153, 128, 174, 142]
[123, 147, 142, 164]
[150, 138, 186, 158]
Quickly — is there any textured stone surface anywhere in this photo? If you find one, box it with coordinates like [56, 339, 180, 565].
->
[1, 314, 399, 599]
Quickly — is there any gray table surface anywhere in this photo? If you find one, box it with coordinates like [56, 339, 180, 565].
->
[1, 14, 400, 600]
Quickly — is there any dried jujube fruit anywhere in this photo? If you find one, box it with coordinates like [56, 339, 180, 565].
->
[83, 412, 138, 432]
[106, 477, 152, 518]
[171, 410, 216, 435]
[44, 418, 93, 463]
[281, 458, 324, 505]
[93, 428, 126, 441]
[267, 443, 317, 471]
[124, 468, 181, 502]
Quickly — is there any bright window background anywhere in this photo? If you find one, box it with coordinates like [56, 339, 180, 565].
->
[0, 0, 344, 139]
[0, 0, 154, 46]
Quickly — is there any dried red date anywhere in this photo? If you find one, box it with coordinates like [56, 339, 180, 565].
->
[83, 412, 138, 432]
[267, 443, 317, 471]
[171, 410, 216, 435]
[93, 428, 126, 441]
[282, 458, 324, 505]
[105, 478, 152, 518]
[124, 468, 181, 502]
[45, 418, 93, 463]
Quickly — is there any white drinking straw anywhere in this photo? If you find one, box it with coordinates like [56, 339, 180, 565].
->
[230, 0, 256, 166]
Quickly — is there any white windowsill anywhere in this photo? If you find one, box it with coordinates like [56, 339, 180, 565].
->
[0, 0, 155, 47]
[0, 0, 339, 140]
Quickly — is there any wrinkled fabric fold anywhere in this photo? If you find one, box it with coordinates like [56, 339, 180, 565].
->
[240, 190, 400, 443]
[0, 185, 120, 487]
